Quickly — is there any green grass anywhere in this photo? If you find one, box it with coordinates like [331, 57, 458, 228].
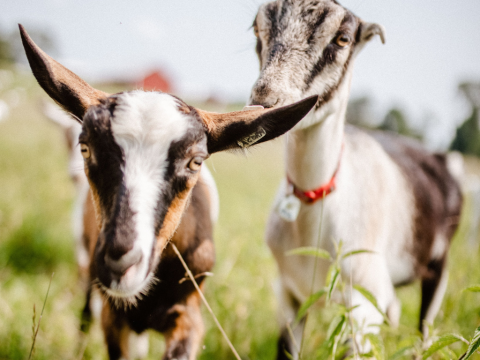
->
[1, 72, 480, 359]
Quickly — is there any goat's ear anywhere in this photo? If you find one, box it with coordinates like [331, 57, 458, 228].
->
[19, 24, 108, 120]
[198, 95, 318, 154]
[358, 22, 386, 45]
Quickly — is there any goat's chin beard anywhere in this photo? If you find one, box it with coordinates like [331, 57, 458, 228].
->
[94, 272, 158, 310]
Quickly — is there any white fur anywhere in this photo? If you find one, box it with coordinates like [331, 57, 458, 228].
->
[110, 91, 190, 295]
[266, 81, 416, 358]
[74, 181, 90, 270]
[129, 332, 150, 359]
[200, 165, 220, 224]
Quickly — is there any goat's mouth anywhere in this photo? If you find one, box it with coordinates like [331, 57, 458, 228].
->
[95, 250, 158, 309]
[95, 271, 158, 309]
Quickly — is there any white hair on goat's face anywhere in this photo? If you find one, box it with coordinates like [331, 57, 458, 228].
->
[109, 91, 191, 299]
[80, 91, 207, 303]
[250, 0, 385, 127]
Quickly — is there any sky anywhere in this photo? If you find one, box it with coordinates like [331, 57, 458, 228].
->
[1, 0, 480, 149]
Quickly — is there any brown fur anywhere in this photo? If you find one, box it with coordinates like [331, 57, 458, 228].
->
[82, 175, 214, 359]
[196, 108, 268, 138]
[156, 173, 201, 256]
[19, 25, 108, 119]
[101, 302, 131, 359]
[20, 23, 318, 359]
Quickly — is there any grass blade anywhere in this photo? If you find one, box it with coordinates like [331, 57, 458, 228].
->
[365, 333, 385, 360]
[286, 247, 332, 260]
[422, 334, 466, 359]
[342, 249, 375, 259]
[353, 285, 390, 325]
[464, 285, 480, 293]
[28, 272, 54, 360]
[460, 326, 480, 360]
[323, 314, 346, 358]
[296, 289, 326, 323]
[389, 345, 414, 360]
[327, 268, 340, 302]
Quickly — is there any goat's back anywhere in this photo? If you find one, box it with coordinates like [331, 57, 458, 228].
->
[366, 127, 462, 272]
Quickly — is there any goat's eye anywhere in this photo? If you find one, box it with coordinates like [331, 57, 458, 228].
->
[188, 157, 203, 172]
[335, 34, 351, 47]
[253, 25, 259, 38]
[80, 144, 91, 159]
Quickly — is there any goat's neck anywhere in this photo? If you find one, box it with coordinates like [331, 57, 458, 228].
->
[285, 81, 350, 190]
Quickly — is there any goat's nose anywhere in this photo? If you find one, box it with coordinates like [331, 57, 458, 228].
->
[249, 96, 278, 109]
[249, 83, 279, 108]
[104, 248, 142, 275]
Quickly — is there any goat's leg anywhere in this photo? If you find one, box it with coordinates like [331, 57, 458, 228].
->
[419, 257, 448, 338]
[275, 280, 305, 360]
[162, 293, 204, 360]
[101, 303, 131, 360]
[128, 332, 149, 359]
[345, 255, 396, 355]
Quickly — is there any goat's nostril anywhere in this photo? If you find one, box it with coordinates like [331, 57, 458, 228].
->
[104, 248, 142, 275]
[249, 97, 278, 109]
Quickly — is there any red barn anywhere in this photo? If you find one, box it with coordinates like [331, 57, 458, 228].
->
[137, 70, 172, 93]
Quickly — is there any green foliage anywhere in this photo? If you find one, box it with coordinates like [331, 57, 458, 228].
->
[450, 82, 480, 157]
[422, 334, 467, 359]
[365, 333, 385, 360]
[353, 285, 390, 325]
[0, 214, 71, 273]
[287, 246, 332, 260]
[342, 249, 375, 259]
[2, 74, 480, 359]
[460, 326, 480, 360]
[347, 97, 424, 140]
[450, 109, 480, 156]
[296, 290, 326, 323]
[464, 285, 480, 293]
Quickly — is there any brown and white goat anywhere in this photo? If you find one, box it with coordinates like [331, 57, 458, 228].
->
[249, 1, 462, 358]
[20, 25, 318, 360]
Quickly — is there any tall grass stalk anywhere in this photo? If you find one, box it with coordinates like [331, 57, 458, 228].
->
[299, 191, 326, 360]
[28, 272, 54, 360]
[171, 243, 242, 360]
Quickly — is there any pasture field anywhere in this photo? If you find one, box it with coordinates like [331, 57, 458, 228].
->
[1, 72, 480, 359]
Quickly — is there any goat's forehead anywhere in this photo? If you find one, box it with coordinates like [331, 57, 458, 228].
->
[260, 0, 350, 37]
[110, 91, 193, 147]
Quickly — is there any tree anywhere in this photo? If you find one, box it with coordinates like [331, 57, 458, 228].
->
[450, 82, 480, 156]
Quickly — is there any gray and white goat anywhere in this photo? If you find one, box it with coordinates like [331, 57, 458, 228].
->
[249, 1, 462, 358]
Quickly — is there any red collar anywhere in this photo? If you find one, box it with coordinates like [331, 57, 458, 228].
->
[287, 144, 344, 204]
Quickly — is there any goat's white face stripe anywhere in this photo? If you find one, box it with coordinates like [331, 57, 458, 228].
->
[110, 91, 190, 289]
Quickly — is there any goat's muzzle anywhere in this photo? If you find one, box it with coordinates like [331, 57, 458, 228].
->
[95, 236, 153, 300]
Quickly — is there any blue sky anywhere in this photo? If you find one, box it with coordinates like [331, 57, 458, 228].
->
[2, 0, 480, 148]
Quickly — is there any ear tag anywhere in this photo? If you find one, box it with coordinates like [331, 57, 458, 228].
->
[237, 127, 267, 148]
[237, 105, 267, 148]
[277, 194, 301, 222]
